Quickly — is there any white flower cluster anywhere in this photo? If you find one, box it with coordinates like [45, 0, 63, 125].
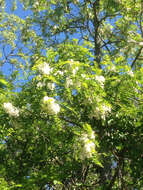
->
[54, 70, 64, 76]
[95, 75, 105, 88]
[72, 66, 79, 76]
[108, 65, 116, 72]
[98, 104, 111, 120]
[127, 70, 134, 77]
[47, 83, 55, 90]
[53, 25, 57, 30]
[38, 62, 52, 75]
[65, 77, 73, 88]
[3, 102, 19, 117]
[102, 104, 111, 113]
[67, 59, 79, 76]
[139, 42, 143, 46]
[37, 82, 45, 88]
[37, 81, 55, 90]
[43, 96, 60, 115]
[78, 131, 95, 160]
[90, 104, 111, 120]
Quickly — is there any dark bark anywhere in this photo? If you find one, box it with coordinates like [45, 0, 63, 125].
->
[93, 0, 101, 68]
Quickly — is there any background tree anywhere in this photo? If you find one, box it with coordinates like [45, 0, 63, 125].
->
[0, 0, 143, 189]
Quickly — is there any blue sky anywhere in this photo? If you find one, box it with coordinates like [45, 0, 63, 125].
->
[1, 0, 30, 75]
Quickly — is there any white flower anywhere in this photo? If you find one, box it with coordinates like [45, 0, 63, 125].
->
[81, 74, 90, 80]
[47, 83, 55, 90]
[54, 71, 64, 76]
[127, 70, 134, 77]
[37, 75, 42, 80]
[66, 59, 75, 71]
[101, 104, 111, 120]
[95, 75, 105, 87]
[95, 96, 102, 103]
[80, 133, 88, 142]
[69, 59, 74, 63]
[53, 25, 57, 30]
[33, 1, 39, 7]
[43, 96, 60, 115]
[43, 96, 51, 103]
[109, 65, 116, 72]
[79, 133, 95, 159]
[84, 141, 95, 157]
[38, 62, 51, 75]
[72, 67, 79, 76]
[89, 12, 93, 18]
[3, 102, 19, 117]
[90, 131, 95, 140]
[81, 74, 86, 78]
[37, 82, 45, 88]
[94, 107, 101, 119]
[90, 104, 111, 120]
[102, 105, 111, 113]
[65, 77, 73, 88]
[139, 42, 143, 46]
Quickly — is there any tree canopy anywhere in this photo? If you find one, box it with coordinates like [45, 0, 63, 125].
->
[0, 0, 143, 189]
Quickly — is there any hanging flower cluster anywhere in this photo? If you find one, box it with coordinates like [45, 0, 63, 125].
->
[72, 66, 79, 76]
[37, 81, 45, 88]
[89, 103, 111, 120]
[42, 96, 60, 115]
[47, 83, 55, 90]
[3, 102, 19, 117]
[38, 62, 52, 75]
[101, 104, 111, 120]
[75, 131, 96, 160]
[127, 70, 134, 77]
[95, 75, 105, 88]
[65, 77, 73, 88]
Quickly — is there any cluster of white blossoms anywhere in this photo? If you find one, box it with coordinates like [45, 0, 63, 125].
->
[95, 75, 105, 88]
[54, 70, 64, 76]
[99, 104, 111, 120]
[103, 105, 111, 112]
[43, 96, 60, 115]
[65, 77, 73, 88]
[72, 66, 79, 76]
[3, 102, 19, 117]
[81, 74, 90, 80]
[108, 65, 116, 72]
[127, 70, 134, 77]
[47, 83, 55, 90]
[37, 81, 55, 90]
[89, 103, 111, 120]
[78, 131, 95, 160]
[33, 1, 39, 8]
[38, 62, 52, 75]
[53, 25, 57, 30]
[67, 59, 79, 75]
[37, 82, 45, 88]
[139, 42, 143, 46]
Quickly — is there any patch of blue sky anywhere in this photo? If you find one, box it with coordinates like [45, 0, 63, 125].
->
[5, 0, 33, 19]
[72, 89, 77, 96]
[1, 0, 38, 92]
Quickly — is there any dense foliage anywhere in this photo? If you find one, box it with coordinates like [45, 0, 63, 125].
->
[0, 0, 143, 189]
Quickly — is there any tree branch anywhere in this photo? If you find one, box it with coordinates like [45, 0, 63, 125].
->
[93, 0, 101, 68]
[59, 116, 82, 128]
[139, 0, 143, 37]
[131, 47, 143, 68]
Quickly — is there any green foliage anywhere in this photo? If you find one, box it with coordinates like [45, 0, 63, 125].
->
[0, 0, 143, 189]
